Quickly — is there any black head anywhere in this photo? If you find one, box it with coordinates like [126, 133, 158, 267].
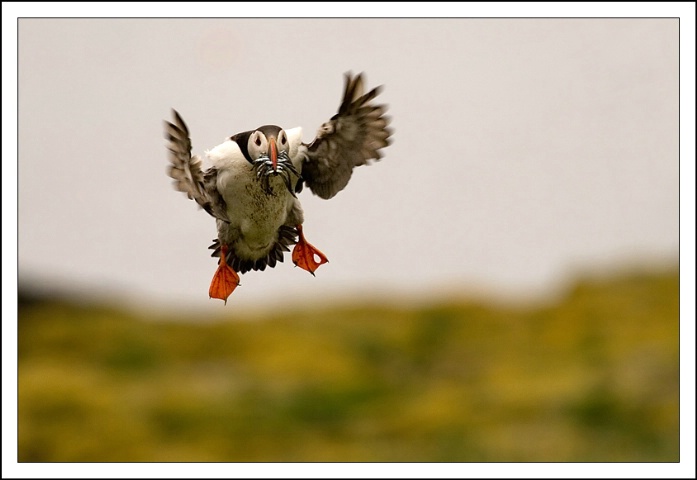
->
[230, 125, 299, 196]
[231, 125, 287, 164]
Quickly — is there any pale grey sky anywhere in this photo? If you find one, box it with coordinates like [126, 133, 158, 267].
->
[15, 17, 680, 312]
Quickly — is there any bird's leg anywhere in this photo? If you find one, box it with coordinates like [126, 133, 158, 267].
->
[208, 244, 240, 304]
[292, 225, 329, 276]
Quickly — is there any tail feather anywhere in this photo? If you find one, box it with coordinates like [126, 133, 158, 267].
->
[209, 225, 298, 274]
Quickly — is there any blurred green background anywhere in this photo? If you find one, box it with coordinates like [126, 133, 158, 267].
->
[18, 267, 679, 462]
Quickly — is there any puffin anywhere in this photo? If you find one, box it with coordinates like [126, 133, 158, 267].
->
[165, 72, 392, 303]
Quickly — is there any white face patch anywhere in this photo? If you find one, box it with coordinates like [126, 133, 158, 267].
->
[284, 127, 303, 160]
[247, 131, 269, 161]
[276, 129, 290, 155]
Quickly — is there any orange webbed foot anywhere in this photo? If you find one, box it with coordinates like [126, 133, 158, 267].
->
[292, 225, 329, 275]
[209, 245, 240, 304]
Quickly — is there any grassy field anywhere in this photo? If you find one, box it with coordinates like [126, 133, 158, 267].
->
[17, 269, 679, 462]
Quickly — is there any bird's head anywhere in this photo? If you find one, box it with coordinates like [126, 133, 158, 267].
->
[245, 125, 289, 171]
[231, 125, 299, 196]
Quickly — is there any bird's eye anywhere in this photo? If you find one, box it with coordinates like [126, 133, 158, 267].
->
[255, 135, 262, 147]
[280, 133, 287, 145]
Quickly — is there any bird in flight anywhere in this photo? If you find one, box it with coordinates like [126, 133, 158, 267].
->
[165, 72, 392, 303]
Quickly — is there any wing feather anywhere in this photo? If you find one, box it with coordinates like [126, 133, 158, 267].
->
[164, 110, 229, 222]
[301, 72, 393, 199]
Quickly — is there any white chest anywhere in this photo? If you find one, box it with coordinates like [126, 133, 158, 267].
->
[216, 164, 293, 237]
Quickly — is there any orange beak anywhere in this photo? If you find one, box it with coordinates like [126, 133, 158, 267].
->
[269, 137, 278, 172]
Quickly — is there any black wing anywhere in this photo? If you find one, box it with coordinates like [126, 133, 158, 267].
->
[164, 109, 229, 222]
[301, 72, 393, 199]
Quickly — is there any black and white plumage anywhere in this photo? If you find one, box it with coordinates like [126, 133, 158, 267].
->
[164, 72, 392, 302]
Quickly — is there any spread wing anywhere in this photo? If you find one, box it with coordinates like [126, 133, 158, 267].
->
[164, 110, 229, 222]
[301, 72, 393, 199]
